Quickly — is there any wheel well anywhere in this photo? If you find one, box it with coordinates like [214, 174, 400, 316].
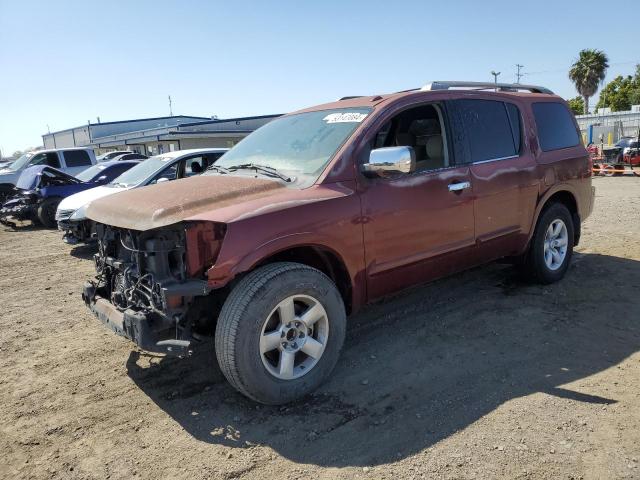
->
[543, 191, 580, 245]
[256, 246, 353, 314]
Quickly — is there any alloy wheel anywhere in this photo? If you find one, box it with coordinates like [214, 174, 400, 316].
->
[543, 219, 568, 271]
[259, 294, 329, 380]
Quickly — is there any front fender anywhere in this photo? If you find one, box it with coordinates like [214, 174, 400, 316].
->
[208, 231, 355, 288]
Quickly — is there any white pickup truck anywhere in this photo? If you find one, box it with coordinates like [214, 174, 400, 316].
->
[0, 148, 97, 201]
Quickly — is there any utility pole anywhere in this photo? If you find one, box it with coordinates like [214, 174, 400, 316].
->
[491, 71, 501, 90]
[168, 95, 173, 116]
[516, 64, 524, 84]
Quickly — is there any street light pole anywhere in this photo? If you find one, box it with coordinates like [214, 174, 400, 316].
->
[491, 71, 501, 90]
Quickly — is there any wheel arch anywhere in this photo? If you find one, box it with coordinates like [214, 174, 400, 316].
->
[528, 186, 581, 247]
[253, 245, 354, 315]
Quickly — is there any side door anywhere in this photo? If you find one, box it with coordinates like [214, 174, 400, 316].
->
[61, 150, 94, 175]
[358, 101, 476, 300]
[450, 98, 539, 259]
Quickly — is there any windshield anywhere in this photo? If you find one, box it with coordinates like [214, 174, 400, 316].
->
[75, 164, 106, 182]
[108, 154, 174, 187]
[6, 152, 35, 171]
[210, 108, 372, 184]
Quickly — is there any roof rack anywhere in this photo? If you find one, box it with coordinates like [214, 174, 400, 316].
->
[339, 96, 364, 101]
[421, 81, 553, 95]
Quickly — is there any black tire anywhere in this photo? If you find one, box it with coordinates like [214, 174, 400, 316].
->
[215, 262, 346, 405]
[37, 197, 61, 228]
[613, 164, 625, 176]
[520, 202, 574, 284]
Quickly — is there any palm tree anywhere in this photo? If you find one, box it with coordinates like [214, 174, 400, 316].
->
[569, 49, 609, 114]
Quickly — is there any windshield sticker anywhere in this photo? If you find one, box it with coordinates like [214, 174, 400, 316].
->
[323, 112, 367, 124]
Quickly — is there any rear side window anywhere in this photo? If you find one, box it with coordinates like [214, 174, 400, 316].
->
[64, 150, 92, 167]
[532, 102, 580, 151]
[455, 99, 519, 163]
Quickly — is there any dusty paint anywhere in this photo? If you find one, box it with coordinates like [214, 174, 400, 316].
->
[86, 175, 284, 231]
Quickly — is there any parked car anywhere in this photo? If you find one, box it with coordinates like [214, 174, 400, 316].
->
[96, 150, 136, 162]
[0, 148, 97, 202]
[0, 160, 139, 227]
[110, 152, 148, 162]
[602, 137, 640, 162]
[56, 148, 228, 243]
[81, 81, 594, 405]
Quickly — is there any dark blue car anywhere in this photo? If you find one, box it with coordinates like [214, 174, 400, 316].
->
[0, 160, 139, 228]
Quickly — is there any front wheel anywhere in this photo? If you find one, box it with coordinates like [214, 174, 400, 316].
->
[519, 202, 574, 284]
[37, 197, 61, 228]
[215, 262, 346, 404]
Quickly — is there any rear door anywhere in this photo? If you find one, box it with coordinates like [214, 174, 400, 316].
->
[450, 97, 539, 259]
[61, 150, 94, 176]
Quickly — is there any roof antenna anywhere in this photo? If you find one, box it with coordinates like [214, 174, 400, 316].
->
[168, 95, 173, 116]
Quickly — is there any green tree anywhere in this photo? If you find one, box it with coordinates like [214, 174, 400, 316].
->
[569, 49, 609, 114]
[567, 96, 585, 115]
[595, 64, 640, 112]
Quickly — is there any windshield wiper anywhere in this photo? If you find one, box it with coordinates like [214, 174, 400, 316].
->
[227, 163, 292, 182]
[206, 164, 232, 174]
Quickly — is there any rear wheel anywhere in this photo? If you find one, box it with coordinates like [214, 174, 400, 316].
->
[37, 197, 61, 228]
[519, 203, 574, 284]
[215, 262, 346, 404]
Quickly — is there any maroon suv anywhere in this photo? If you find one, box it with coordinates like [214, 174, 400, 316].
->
[83, 81, 595, 404]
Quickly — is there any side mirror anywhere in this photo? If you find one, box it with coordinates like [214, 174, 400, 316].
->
[361, 146, 416, 177]
[96, 175, 108, 183]
[156, 177, 169, 184]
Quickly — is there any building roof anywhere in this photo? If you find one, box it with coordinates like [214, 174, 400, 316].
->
[43, 115, 211, 136]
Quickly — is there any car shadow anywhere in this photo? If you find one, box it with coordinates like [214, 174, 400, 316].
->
[69, 243, 97, 260]
[125, 252, 640, 467]
[0, 220, 48, 231]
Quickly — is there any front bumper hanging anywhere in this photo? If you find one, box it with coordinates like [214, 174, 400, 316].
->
[82, 280, 208, 356]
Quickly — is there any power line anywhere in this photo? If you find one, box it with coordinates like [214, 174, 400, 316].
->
[516, 64, 524, 83]
[524, 60, 638, 77]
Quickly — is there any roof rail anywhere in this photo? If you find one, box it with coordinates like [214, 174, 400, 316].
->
[421, 81, 553, 95]
[339, 95, 364, 101]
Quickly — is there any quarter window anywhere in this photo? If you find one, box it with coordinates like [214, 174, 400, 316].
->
[532, 102, 580, 151]
[455, 99, 519, 163]
[64, 150, 92, 167]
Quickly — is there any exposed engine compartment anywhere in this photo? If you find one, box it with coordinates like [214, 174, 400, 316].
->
[94, 224, 188, 315]
[84, 222, 220, 355]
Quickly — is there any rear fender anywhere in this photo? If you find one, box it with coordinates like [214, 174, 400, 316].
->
[524, 183, 580, 248]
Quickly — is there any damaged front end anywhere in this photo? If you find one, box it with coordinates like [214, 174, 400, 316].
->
[0, 190, 40, 227]
[56, 212, 94, 244]
[83, 221, 225, 356]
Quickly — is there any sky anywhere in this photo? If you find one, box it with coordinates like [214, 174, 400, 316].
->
[0, 0, 637, 155]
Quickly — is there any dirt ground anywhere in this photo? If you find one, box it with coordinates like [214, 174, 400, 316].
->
[1, 177, 639, 480]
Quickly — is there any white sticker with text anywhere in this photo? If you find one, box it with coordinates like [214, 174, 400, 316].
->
[323, 112, 367, 123]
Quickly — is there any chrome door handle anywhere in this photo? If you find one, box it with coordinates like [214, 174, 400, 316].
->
[448, 181, 471, 192]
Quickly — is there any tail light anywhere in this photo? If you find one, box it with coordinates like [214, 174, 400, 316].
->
[184, 222, 226, 278]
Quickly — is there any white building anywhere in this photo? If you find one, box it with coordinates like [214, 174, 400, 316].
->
[575, 106, 640, 144]
[42, 114, 281, 155]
